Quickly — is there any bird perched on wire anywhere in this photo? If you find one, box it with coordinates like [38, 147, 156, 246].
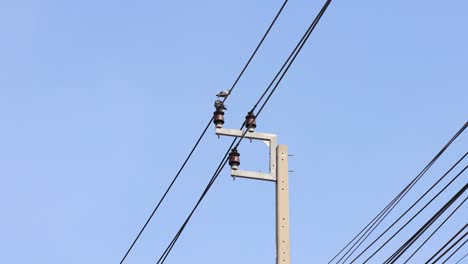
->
[214, 99, 227, 110]
[216, 90, 230, 98]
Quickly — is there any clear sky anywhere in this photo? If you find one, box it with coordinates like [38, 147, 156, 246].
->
[1, 0, 467, 263]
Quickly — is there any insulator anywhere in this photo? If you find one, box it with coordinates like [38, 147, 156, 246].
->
[213, 110, 225, 128]
[245, 112, 257, 132]
[228, 149, 240, 170]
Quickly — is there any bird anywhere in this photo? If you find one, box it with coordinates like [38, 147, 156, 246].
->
[216, 90, 230, 98]
[214, 99, 227, 110]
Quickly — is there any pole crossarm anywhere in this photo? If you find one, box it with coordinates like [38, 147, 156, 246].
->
[215, 128, 278, 181]
[216, 127, 290, 264]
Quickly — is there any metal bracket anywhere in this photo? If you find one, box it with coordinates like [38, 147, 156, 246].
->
[216, 128, 277, 181]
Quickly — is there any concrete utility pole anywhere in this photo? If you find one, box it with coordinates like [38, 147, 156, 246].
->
[216, 127, 290, 264]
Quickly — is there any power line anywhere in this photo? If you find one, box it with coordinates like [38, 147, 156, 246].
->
[332, 125, 468, 264]
[248, 0, 330, 114]
[426, 224, 467, 264]
[336, 153, 467, 264]
[454, 252, 468, 264]
[441, 231, 467, 264]
[156, 144, 234, 264]
[383, 184, 467, 263]
[118, 1, 289, 262]
[358, 167, 467, 263]
[345, 155, 467, 263]
[341, 122, 468, 263]
[329, 190, 406, 263]
[154, 1, 332, 262]
[235, 0, 332, 151]
[337, 190, 409, 263]
[403, 196, 467, 263]
[334, 123, 468, 264]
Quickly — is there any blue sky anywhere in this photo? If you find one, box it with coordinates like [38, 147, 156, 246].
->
[1, 0, 467, 263]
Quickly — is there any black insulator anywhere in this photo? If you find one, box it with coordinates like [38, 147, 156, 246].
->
[228, 149, 240, 170]
[213, 110, 225, 128]
[245, 112, 257, 132]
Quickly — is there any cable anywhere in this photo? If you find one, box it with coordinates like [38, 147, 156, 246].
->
[441, 234, 467, 264]
[330, 190, 407, 263]
[248, 0, 330, 114]
[386, 192, 467, 264]
[234, 0, 332, 151]
[154, 2, 333, 262]
[157, 126, 247, 263]
[338, 190, 411, 263]
[357, 167, 467, 263]
[344, 122, 468, 263]
[339, 123, 468, 264]
[455, 253, 468, 264]
[338, 153, 466, 264]
[157, 143, 234, 264]
[384, 184, 467, 263]
[403, 196, 468, 263]
[334, 124, 468, 264]
[118, 1, 289, 262]
[426, 224, 467, 264]
[343, 153, 467, 264]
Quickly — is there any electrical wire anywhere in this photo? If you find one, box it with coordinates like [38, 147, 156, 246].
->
[334, 123, 468, 264]
[339, 131, 466, 264]
[330, 190, 406, 263]
[343, 122, 468, 263]
[426, 224, 467, 264]
[455, 252, 468, 264]
[384, 184, 467, 263]
[154, 1, 333, 263]
[337, 153, 466, 264]
[356, 167, 467, 263]
[403, 196, 467, 263]
[234, 0, 332, 151]
[156, 141, 235, 264]
[441, 232, 467, 263]
[118, 1, 289, 262]
[248, 0, 330, 114]
[344, 153, 467, 263]
[338, 190, 410, 263]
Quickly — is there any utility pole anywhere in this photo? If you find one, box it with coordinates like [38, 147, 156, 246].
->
[216, 127, 290, 264]
[276, 144, 290, 264]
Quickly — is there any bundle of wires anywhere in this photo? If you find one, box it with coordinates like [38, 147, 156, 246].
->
[120, 1, 333, 263]
[329, 122, 467, 264]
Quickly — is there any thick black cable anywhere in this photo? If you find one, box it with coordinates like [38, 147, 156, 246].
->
[255, 0, 331, 118]
[118, 1, 288, 262]
[346, 123, 468, 263]
[154, 2, 333, 262]
[441, 234, 467, 263]
[157, 136, 238, 264]
[426, 224, 467, 264]
[342, 153, 467, 264]
[344, 128, 468, 264]
[235, 0, 332, 151]
[249, 0, 330, 114]
[357, 167, 467, 263]
[384, 184, 467, 263]
[338, 153, 467, 264]
[404, 196, 468, 263]
[228, 0, 289, 95]
[158, 115, 252, 263]
[335, 124, 468, 263]
[387, 195, 466, 264]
